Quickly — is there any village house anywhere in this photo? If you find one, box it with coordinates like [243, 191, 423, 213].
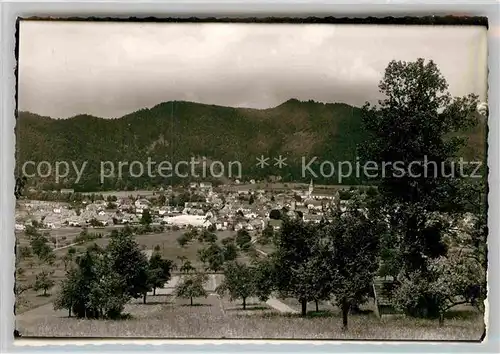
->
[303, 214, 323, 224]
[200, 182, 213, 191]
[135, 198, 151, 210]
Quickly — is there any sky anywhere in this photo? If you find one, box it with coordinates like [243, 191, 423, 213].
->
[19, 21, 488, 119]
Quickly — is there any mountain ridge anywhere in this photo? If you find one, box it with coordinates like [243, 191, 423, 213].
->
[15, 99, 486, 192]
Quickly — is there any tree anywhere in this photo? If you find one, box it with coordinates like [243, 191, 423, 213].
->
[259, 225, 274, 245]
[269, 209, 281, 220]
[222, 242, 238, 262]
[88, 265, 129, 319]
[54, 267, 83, 317]
[360, 58, 479, 211]
[393, 249, 485, 326]
[198, 243, 225, 272]
[216, 261, 256, 310]
[15, 176, 27, 199]
[30, 233, 53, 261]
[270, 218, 331, 316]
[322, 197, 384, 330]
[25, 225, 38, 237]
[175, 273, 208, 306]
[188, 227, 199, 241]
[88, 218, 103, 228]
[18, 246, 32, 260]
[366, 186, 378, 198]
[140, 209, 152, 226]
[360, 58, 482, 317]
[252, 257, 275, 303]
[62, 253, 73, 271]
[106, 232, 150, 300]
[17, 267, 25, 277]
[221, 236, 235, 245]
[179, 258, 196, 274]
[50, 236, 57, 247]
[236, 229, 252, 250]
[147, 253, 174, 298]
[177, 233, 191, 247]
[55, 246, 131, 319]
[200, 229, 217, 243]
[33, 270, 55, 296]
[15, 283, 31, 297]
[428, 252, 485, 325]
[394, 206, 487, 322]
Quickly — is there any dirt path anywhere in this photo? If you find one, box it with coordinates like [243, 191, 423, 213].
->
[265, 298, 299, 314]
[53, 242, 79, 251]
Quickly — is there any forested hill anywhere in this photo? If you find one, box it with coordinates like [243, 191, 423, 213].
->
[16, 99, 486, 192]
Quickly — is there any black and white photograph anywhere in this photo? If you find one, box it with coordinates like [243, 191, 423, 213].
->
[14, 19, 488, 340]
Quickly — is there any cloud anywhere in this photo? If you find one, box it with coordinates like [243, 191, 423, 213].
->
[18, 22, 487, 118]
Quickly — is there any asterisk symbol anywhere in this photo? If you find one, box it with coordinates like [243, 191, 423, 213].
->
[256, 155, 270, 169]
[274, 155, 287, 168]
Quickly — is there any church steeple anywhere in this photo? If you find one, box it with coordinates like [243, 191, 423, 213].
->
[308, 179, 314, 197]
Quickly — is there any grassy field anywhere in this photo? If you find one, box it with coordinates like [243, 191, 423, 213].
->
[15, 228, 249, 313]
[15, 227, 485, 341]
[16, 291, 484, 340]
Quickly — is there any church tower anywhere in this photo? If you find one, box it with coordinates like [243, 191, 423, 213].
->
[308, 179, 314, 197]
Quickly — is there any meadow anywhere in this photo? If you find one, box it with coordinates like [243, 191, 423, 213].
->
[15, 228, 485, 341]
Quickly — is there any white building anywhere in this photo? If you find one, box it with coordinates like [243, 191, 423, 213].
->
[162, 214, 209, 228]
[135, 199, 151, 209]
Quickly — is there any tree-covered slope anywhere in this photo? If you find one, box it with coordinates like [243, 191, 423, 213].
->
[15, 99, 485, 192]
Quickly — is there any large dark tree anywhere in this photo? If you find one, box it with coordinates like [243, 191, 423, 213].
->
[145, 252, 174, 301]
[235, 229, 252, 250]
[54, 246, 123, 319]
[175, 273, 208, 306]
[360, 58, 480, 211]
[271, 218, 330, 316]
[197, 243, 225, 272]
[216, 261, 257, 310]
[15, 176, 27, 199]
[360, 58, 483, 317]
[140, 209, 152, 227]
[106, 231, 150, 300]
[323, 195, 385, 330]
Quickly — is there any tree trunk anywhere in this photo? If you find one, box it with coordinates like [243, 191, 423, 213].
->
[153, 287, 156, 296]
[68, 308, 71, 318]
[301, 299, 307, 316]
[190, 297, 193, 306]
[243, 297, 246, 310]
[43, 289, 47, 296]
[143, 293, 147, 304]
[341, 300, 350, 331]
[315, 300, 319, 312]
[439, 312, 444, 326]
